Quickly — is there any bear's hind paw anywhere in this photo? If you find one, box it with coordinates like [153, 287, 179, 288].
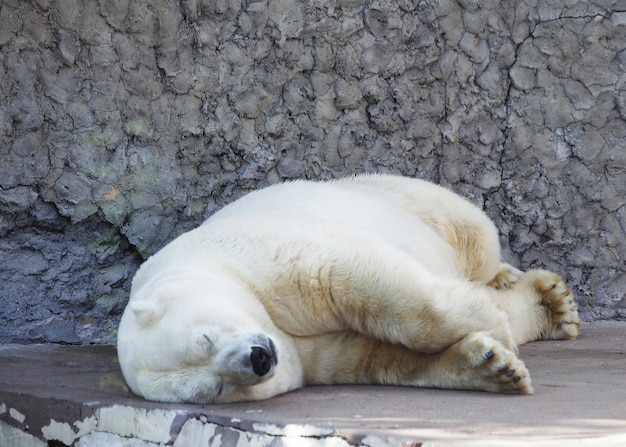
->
[529, 270, 581, 340]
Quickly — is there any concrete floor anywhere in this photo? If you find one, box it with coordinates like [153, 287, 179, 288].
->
[0, 321, 625, 446]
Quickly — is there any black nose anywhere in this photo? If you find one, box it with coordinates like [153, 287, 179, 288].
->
[250, 340, 276, 376]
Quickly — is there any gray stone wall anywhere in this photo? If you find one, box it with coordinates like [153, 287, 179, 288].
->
[1, 0, 625, 344]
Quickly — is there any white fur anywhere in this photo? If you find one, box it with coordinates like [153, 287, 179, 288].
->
[117, 174, 580, 403]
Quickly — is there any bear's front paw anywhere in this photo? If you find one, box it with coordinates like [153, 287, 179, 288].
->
[456, 331, 534, 394]
[529, 270, 581, 340]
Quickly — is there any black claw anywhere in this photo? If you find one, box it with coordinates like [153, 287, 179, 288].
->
[497, 365, 510, 373]
[505, 369, 516, 377]
[483, 350, 495, 361]
[513, 376, 522, 383]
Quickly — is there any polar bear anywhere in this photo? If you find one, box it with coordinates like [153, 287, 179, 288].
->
[117, 174, 580, 404]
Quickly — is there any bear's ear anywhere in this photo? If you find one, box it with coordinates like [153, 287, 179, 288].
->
[130, 300, 166, 328]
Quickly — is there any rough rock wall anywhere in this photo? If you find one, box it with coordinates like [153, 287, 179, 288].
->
[1, 0, 625, 343]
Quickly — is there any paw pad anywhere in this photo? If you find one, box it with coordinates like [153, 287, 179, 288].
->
[530, 270, 581, 340]
[457, 332, 533, 394]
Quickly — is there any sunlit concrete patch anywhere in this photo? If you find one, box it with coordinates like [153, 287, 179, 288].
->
[35, 406, 398, 447]
[0, 396, 397, 446]
[174, 417, 370, 447]
[41, 416, 97, 446]
[96, 405, 182, 444]
[252, 422, 335, 437]
[76, 431, 165, 447]
[8, 407, 25, 424]
[0, 420, 45, 447]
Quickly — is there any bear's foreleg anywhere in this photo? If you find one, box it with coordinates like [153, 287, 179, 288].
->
[293, 332, 533, 394]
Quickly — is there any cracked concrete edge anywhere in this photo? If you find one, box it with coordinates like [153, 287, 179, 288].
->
[0, 401, 404, 447]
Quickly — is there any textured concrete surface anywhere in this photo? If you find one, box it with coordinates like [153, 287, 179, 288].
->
[1, 322, 625, 446]
[1, 0, 626, 345]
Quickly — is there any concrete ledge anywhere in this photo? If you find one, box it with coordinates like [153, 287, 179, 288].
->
[1, 322, 625, 447]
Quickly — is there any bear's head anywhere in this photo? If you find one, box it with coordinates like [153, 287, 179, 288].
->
[117, 271, 288, 404]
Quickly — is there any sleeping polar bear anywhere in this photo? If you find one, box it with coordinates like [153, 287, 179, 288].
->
[117, 174, 580, 404]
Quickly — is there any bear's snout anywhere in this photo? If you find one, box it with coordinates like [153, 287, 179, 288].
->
[250, 338, 277, 376]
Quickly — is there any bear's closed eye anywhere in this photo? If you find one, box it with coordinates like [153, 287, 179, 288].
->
[202, 334, 215, 349]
